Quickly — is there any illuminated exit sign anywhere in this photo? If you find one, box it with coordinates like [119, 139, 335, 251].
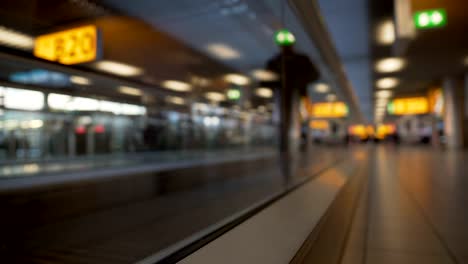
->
[413, 9, 447, 29]
[34, 25, 101, 65]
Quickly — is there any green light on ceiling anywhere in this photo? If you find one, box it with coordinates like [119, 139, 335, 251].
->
[414, 9, 447, 29]
[227, 89, 241, 100]
[274, 29, 296, 46]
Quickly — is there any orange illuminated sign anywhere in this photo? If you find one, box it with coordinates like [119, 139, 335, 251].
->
[34, 25, 100, 65]
[388, 97, 429, 115]
[310, 120, 329, 130]
[349, 125, 367, 139]
[427, 88, 444, 116]
[311, 102, 348, 118]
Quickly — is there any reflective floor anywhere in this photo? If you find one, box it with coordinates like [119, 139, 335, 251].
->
[341, 146, 468, 264]
[0, 146, 343, 263]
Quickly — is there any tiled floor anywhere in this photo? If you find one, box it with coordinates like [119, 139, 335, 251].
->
[342, 146, 468, 264]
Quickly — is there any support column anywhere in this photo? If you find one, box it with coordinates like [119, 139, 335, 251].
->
[443, 77, 465, 149]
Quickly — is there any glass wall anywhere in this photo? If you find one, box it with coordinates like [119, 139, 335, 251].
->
[0, 86, 275, 163]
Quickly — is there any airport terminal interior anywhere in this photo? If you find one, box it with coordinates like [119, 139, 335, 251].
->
[0, 0, 468, 263]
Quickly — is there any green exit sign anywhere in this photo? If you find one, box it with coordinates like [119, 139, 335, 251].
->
[274, 29, 296, 47]
[414, 9, 447, 29]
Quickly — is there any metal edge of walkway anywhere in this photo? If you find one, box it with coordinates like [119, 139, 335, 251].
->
[139, 156, 363, 264]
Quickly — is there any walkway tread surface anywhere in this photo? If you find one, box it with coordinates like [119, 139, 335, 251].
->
[341, 146, 467, 264]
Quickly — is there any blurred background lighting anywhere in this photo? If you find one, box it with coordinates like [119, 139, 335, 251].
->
[255, 87, 273, 98]
[4, 88, 44, 110]
[326, 94, 337, 101]
[0, 26, 34, 50]
[251, 69, 278, 81]
[206, 43, 241, 60]
[95, 61, 143, 76]
[48, 93, 72, 110]
[376, 19, 395, 45]
[166, 96, 185, 105]
[224, 74, 250, 86]
[70, 76, 91, 85]
[205, 92, 226, 102]
[375, 57, 406, 73]
[162, 80, 192, 92]
[227, 89, 241, 100]
[375, 90, 393, 98]
[314, 83, 330, 93]
[119, 86, 143, 96]
[376, 77, 399, 89]
[99, 101, 122, 114]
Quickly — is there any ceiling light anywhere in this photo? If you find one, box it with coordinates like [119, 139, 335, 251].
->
[94, 61, 143, 76]
[375, 58, 406, 73]
[376, 97, 388, 103]
[376, 101, 388, 108]
[375, 107, 386, 112]
[191, 76, 211, 87]
[326, 94, 337, 101]
[375, 90, 393, 99]
[0, 26, 34, 50]
[206, 43, 241, 60]
[70, 76, 91, 85]
[205, 92, 226, 102]
[376, 77, 399, 89]
[314, 83, 330, 93]
[119, 86, 143, 96]
[4, 88, 44, 111]
[255, 87, 273, 98]
[162, 80, 192, 92]
[166, 96, 185, 105]
[224, 74, 250, 86]
[376, 20, 395, 45]
[251, 69, 278, 81]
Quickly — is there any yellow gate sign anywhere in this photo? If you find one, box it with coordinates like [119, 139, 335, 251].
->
[34, 25, 100, 65]
[311, 102, 348, 118]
